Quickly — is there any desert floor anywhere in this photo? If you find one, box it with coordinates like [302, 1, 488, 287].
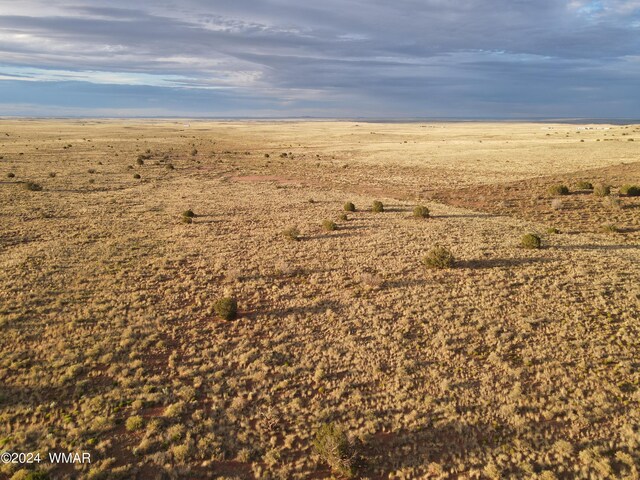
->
[1, 120, 639, 479]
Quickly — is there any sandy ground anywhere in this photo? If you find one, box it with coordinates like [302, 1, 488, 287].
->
[0, 120, 639, 479]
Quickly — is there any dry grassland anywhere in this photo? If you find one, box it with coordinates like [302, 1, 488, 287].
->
[0, 120, 639, 479]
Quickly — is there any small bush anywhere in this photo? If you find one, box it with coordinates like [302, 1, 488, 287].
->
[126, 415, 144, 432]
[23, 181, 42, 191]
[183, 209, 195, 218]
[601, 224, 620, 234]
[88, 168, 96, 174]
[339, 213, 348, 221]
[133, 173, 141, 179]
[136, 158, 144, 165]
[593, 184, 611, 197]
[547, 227, 560, 234]
[214, 297, 238, 320]
[344, 202, 356, 212]
[182, 216, 193, 224]
[620, 184, 640, 196]
[423, 247, 455, 269]
[322, 220, 337, 231]
[313, 423, 359, 478]
[7, 172, 15, 178]
[283, 227, 301, 241]
[413, 205, 430, 218]
[23, 471, 50, 480]
[521, 233, 542, 249]
[371, 200, 384, 212]
[576, 181, 593, 190]
[548, 184, 569, 196]
[166, 163, 175, 170]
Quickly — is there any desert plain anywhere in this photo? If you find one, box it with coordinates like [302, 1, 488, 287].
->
[0, 120, 639, 479]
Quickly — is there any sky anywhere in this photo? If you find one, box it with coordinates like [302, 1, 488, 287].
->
[0, 0, 639, 118]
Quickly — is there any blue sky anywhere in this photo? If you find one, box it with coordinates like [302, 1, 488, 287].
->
[0, 0, 639, 117]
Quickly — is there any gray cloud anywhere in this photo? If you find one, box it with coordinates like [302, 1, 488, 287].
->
[0, 0, 639, 116]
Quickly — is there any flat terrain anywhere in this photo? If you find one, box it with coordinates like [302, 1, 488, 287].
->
[1, 120, 639, 479]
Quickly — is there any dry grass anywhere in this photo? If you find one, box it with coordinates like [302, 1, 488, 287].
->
[0, 120, 639, 479]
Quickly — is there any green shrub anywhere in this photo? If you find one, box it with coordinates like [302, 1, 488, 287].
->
[344, 202, 356, 212]
[423, 247, 455, 269]
[620, 184, 640, 196]
[283, 227, 301, 241]
[413, 205, 430, 218]
[339, 213, 348, 221]
[546, 227, 560, 234]
[136, 157, 145, 165]
[593, 184, 611, 197]
[313, 423, 359, 478]
[521, 233, 542, 249]
[322, 220, 337, 231]
[576, 181, 593, 190]
[371, 200, 384, 212]
[548, 184, 569, 196]
[126, 415, 144, 432]
[182, 216, 193, 224]
[601, 224, 620, 234]
[214, 297, 238, 320]
[133, 173, 141, 179]
[23, 181, 42, 191]
[183, 209, 195, 218]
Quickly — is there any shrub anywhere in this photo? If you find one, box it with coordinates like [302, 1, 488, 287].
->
[344, 202, 356, 212]
[88, 169, 96, 174]
[576, 181, 593, 190]
[191, 148, 198, 156]
[547, 227, 560, 234]
[313, 423, 359, 478]
[339, 213, 348, 221]
[183, 209, 195, 218]
[601, 224, 620, 234]
[136, 158, 144, 165]
[23, 181, 42, 191]
[548, 184, 569, 196]
[214, 297, 238, 320]
[166, 163, 175, 170]
[182, 216, 193, 224]
[322, 220, 337, 231]
[133, 173, 141, 179]
[283, 227, 301, 241]
[413, 205, 430, 218]
[521, 233, 542, 249]
[126, 415, 144, 432]
[371, 200, 384, 212]
[593, 184, 611, 197]
[620, 184, 640, 196]
[423, 247, 455, 269]
[7, 172, 15, 178]
[24, 471, 50, 480]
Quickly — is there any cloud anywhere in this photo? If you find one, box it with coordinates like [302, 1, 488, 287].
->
[0, 0, 639, 116]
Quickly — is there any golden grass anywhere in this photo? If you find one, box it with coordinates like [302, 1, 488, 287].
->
[0, 119, 639, 479]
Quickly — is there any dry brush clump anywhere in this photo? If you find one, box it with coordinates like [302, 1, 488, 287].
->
[344, 201, 356, 212]
[521, 233, 542, 249]
[593, 184, 611, 197]
[313, 423, 361, 478]
[213, 297, 238, 320]
[423, 246, 455, 269]
[322, 219, 337, 231]
[413, 205, 430, 218]
[371, 200, 384, 212]
[548, 184, 569, 196]
[620, 184, 640, 196]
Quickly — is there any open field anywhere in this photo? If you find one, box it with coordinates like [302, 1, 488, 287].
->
[1, 120, 639, 479]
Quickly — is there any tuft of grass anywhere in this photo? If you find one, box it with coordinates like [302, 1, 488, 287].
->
[183, 209, 195, 218]
[413, 205, 430, 218]
[313, 423, 359, 478]
[283, 227, 301, 241]
[423, 247, 455, 269]
[322, 220, 337, 231]
[214, 297, 238, 321]
[521, 233, 542, 249]
[22, 181, 42, 191]
[125, 415, 144, 432]
[344, 202, 356, 212]
[133, 173, 141, 179]
[575, 181, 593, 190]
[593, 184, 611, 197]
[620, 184, 640, 196]
[371, 200, 384, 212]
[548, 184, 569, 196]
